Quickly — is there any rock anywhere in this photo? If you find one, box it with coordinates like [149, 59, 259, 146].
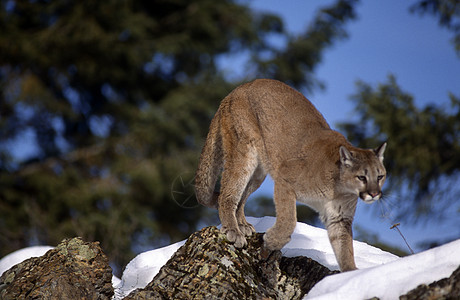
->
[399, 265, 460, 300]
[3, 229, 459, 299]
[124, 226, 335, 300]
[0, 237, 114, 300]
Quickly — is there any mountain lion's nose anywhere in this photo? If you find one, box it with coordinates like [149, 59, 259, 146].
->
[369, 191, 380, 198]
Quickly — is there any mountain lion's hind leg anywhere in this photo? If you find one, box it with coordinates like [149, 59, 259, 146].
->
[236, 165, 266, 236]
[218, 146, 258, 248]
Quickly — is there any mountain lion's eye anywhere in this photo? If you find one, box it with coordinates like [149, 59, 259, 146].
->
[377, 175, 384, 181]
[357, 176, 366, 182]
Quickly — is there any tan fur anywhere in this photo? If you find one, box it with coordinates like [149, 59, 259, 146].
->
[195, 79, 387, 272]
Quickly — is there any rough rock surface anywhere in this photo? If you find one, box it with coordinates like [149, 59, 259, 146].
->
[0, 237, 113, 300]
[124, 226, 335, 300]
[2, 228, 459, 299]
[399, 265, 460, 300]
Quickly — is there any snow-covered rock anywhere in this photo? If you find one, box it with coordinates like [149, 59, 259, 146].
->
[306, 238, 460, 300]
[1, 216, 458, 299]
[0, 246, 53, 276]
[114, 240, 185, 299]
[249, 216, 399, 270]
[0, 245, 122, 286]
[113, 216, 399, 298]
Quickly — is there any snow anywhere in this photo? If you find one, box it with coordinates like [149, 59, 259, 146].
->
[306, 239, 460, 299]
[114, 240, 185, 299]
[113, 217, 458, 299]
[1, 216, 459, 299]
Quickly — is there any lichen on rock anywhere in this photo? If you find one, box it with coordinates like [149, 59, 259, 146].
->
[0, 237, 113, 300]
[124, 226, 334, 299]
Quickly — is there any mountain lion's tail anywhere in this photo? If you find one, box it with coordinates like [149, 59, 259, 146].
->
[195, 115, 222, 209]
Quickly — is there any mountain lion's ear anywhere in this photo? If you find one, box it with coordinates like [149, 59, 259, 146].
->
[374, 142, 387, 163]
[339, 146, 353, 168]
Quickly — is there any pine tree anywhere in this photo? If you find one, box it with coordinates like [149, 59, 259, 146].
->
[339, 75, 460, 220]
[0, 0, 358, 272]
[338, 0, 460, 222]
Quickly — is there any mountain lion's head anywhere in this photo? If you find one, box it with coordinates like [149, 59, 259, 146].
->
[339, 143, 387, 203]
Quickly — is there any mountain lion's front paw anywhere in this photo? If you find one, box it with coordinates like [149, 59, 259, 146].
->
[238, 221, 256, 237]
[221, 226, 247, 248]
[263, 229, 291, 251]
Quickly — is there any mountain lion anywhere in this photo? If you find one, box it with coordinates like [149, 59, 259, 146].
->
[195, 79, 387, 272]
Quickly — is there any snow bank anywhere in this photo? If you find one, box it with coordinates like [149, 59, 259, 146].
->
[114, 217, 458, 299]
[1, 217, 458, 300]
[114, 240, 185, 299]
[248, 216, 399, 270]
[306, 238, 460, 300]
[113, 216, 399, 298]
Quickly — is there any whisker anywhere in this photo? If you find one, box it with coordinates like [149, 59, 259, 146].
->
[377, 192, 398, 221]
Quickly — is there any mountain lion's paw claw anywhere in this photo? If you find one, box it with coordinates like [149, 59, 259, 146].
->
[239, 222, 256, 237]
[221, 227, 247, 248]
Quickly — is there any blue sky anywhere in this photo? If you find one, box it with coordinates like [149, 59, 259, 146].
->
[243, 0, 460, 252]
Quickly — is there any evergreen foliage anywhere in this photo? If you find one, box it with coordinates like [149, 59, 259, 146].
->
[339, 76, 460, 218]
[2, 0, 458, 271]
[339, 1, 460, 220]
[410, 0, 460, 54]
[0, 0, 357, 272]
